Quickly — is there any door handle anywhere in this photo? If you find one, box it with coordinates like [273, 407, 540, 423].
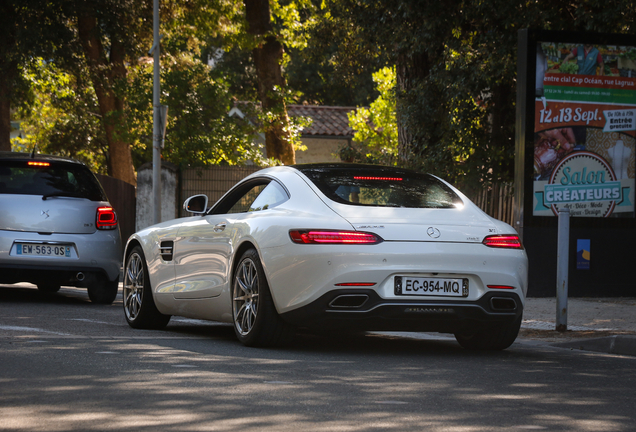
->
[213, 222, 227, 232]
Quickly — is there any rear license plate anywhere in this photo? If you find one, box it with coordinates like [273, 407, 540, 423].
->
[394, 276, 468, 297]
[16, 244, 72, 258]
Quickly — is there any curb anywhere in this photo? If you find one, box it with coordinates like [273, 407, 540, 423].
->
[551, 335, 636, 357]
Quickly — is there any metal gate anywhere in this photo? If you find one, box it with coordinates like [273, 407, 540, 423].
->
[179, 166, 261, 217]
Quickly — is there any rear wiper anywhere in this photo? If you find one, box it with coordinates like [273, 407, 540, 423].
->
[42, 192, 85, 200]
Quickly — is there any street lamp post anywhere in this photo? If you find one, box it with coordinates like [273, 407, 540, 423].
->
[152, 0, 161, 225]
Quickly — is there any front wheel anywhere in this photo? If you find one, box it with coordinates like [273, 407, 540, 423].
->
[123, 246, 171, 329]
[454, 314, 522, 350]
[232, 249, 294, 347]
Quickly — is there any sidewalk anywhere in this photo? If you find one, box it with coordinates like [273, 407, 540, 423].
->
[520, 297, 636, 356]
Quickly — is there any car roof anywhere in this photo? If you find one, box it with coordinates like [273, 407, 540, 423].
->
[290, 162, 428, 176]
[0, 151, 84, 165]
[291, 163, 386, 170]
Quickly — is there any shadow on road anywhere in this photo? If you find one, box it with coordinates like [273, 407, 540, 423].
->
[0, 284, 96, 305]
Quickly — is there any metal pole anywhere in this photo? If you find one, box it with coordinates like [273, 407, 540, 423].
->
[152, 0, 161, 225]
[556, 208, 570, 332]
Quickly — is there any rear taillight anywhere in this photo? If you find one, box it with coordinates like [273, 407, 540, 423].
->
[289, 230, 383, 244]
[96, 207, 118, 230]
[487, 285, 516, 289]
[482, 235, 523, 249]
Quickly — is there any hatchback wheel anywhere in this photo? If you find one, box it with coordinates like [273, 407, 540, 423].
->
[123, 246, 171, 329]
[87, 278, 119, 305]
[232, 248, 294, 347]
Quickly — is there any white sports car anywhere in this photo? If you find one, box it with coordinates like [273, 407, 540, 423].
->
[123, 164, 528, 350]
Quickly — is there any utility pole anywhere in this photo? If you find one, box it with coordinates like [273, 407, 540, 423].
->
[151, 0, 161, 225]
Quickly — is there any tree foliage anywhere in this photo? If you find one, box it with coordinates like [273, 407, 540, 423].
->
[12, 59, 108, 172]
[346, 66, 397, 164]
[125, 54, 267, 168]
[323, 0, 636, 191]
[12, 0, 267, 178]
[10, 0, 636, 186]
[0, 0, 73, 151]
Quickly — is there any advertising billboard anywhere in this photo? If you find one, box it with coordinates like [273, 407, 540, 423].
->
[533, 42, 635, 218]
[516, 30, 635, 297]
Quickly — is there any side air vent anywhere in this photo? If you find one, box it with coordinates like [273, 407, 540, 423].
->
[159, 241, 174, 261]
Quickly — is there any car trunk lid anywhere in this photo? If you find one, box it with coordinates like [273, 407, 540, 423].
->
[0, 194, 100, 234]
[325, 203, 499, 243]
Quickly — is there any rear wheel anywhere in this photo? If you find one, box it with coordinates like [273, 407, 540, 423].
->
[87, 278, 119, 305]
[232, 249, 294, 347]
[454, 314, 522, 350]
[123, 246, 171, 329]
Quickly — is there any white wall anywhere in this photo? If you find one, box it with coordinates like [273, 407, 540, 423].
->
[135, 162, 179, 231]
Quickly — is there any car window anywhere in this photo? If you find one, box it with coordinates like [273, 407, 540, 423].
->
[227, 184, 267, 214]
[249, 181, 288, 212]
[296, 165, 463, 209]
[0, 160, 107, 201]
[211, 179, 290, 215]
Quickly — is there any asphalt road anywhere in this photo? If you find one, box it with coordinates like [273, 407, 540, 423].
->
[1, 284, 636, 432]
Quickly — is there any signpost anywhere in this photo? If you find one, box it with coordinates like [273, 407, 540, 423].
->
[556, 208, 570, 331]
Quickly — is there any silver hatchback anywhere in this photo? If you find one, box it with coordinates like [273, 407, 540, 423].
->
[0, 152, 122, 304]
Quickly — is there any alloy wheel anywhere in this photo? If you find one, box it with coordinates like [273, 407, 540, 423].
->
[233, 258, 260, 335]
[123, 252, 144, 321]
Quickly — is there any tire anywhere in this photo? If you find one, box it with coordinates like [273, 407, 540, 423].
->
[454, 314, 522, 351]
[87, 278, 119, 305]
[232, 249, 294, 347]
[123, 246, 171, 329]
[37, 283, 61, 294]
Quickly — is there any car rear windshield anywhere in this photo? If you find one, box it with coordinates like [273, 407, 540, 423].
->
[296, 165, 463, 209]
[0, 160, 107, 201]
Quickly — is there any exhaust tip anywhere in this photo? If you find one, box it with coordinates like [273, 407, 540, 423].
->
[329, 294, 369, 309]
[490, 297, 517, 311]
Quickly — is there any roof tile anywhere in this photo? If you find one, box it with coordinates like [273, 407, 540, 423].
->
[287, 105, 356, 137]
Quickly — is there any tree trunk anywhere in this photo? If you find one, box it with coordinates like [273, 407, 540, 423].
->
[0, 0, 17, 152]
[244, 0, 295, 165]
[396, 51, 431, 162]
[396, 43, 449, 172]
[0, 76, 11, 151]
[489, 82, 516, 181]
[77, 13, 136, 185]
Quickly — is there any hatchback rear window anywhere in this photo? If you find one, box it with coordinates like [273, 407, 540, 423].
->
[296, 164, 463, 209]
[0, 160, 107, 201]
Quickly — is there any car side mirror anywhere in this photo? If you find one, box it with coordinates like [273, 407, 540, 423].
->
[183, 194, 208, 214]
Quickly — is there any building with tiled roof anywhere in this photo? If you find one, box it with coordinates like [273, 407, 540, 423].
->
[229, 104, 358, 163]
[287, 105, 354, 138]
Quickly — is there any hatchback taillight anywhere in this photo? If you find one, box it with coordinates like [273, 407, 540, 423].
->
[96, 207, 118, 230]
[482, 235, 523, 249]
[289, 230, 383, 244]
